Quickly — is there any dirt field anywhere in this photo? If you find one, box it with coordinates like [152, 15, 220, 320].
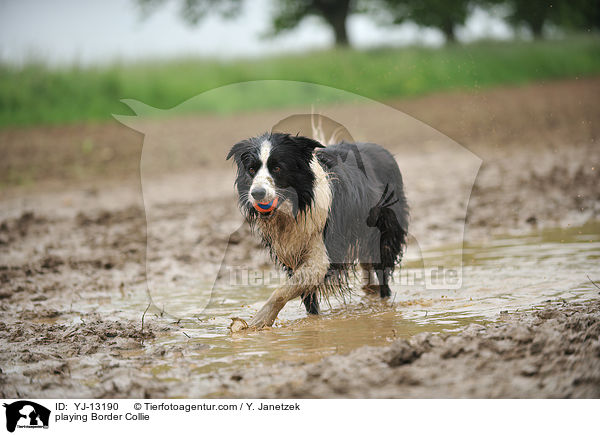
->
[1, 77, 599, 398]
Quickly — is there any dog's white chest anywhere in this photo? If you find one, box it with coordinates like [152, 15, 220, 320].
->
[259, 216, 312, 270]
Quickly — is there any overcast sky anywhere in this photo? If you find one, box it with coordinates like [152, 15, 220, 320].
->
[0, 0, 512, 66]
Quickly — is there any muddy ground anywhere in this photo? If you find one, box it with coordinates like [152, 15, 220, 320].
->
[219, 300, 600, 398]
[0, 77, 599, 398]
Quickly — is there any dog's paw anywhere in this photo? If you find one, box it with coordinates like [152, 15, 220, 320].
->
[362, 284, 379, 295]
[229, 317, 249, 333]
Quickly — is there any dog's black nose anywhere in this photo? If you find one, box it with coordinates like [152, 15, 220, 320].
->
[251, 187, 266, 201]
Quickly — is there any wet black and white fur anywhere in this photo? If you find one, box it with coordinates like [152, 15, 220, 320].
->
[227, 132, 408, 329]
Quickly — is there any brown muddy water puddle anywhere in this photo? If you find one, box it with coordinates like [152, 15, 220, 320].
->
[118, 222, 600, 377]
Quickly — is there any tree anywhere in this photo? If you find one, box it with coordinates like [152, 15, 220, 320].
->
[379, 0, 472, 43]
[269, 0, 354, 46]
[548, 0, 600, 33]
[489, 0, 600, 38]
[501, 0, 552, 38]
[137, 0, 243, 24]
[137, 0, 362, 47]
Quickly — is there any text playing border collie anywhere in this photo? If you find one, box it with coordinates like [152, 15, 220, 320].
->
[227, 132, 408, 329]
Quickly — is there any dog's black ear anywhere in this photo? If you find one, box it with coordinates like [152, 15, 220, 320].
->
[226, 140, 250, 161]
[292, 135, 325, 151]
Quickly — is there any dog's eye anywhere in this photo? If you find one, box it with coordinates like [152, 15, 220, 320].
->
[248, 167, 256, 176]
[272, 166, 281, 173]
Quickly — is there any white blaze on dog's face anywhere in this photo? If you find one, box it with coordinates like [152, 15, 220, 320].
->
[249, 139, 276, 205]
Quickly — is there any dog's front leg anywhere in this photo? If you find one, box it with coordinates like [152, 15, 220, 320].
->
[246, 284, 301, 329]
[247, 243, 329, 329]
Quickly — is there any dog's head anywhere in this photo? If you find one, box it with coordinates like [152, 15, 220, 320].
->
[226, 132, 324, 221]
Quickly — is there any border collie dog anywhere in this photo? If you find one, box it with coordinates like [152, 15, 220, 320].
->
[227, 132, 408, 329]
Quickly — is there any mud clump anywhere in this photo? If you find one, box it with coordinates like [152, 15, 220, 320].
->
[75, 206, 143, 227]
[384, 340, 424, 366]
[0, 312, 170, 398]
[0, 211, 46, 245]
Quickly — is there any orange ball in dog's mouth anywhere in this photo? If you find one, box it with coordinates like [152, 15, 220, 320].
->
[253, 197, 279, 213]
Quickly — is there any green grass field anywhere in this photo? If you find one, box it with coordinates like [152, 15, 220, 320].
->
[1, 36, 600, 127]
